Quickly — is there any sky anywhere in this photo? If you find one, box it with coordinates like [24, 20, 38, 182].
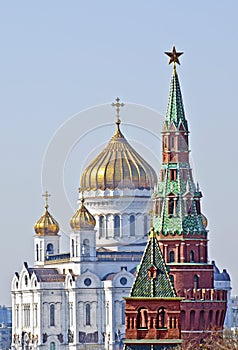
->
[0, 1, 238, 304]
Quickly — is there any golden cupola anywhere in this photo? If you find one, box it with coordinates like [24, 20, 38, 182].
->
[34, 192, 60, 236]
[80, 98, 158, 191]
[70, 198, 96, 231]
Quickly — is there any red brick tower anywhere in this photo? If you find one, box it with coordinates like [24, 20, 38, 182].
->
[153, 47, 227, 341]
[124, 228, 182, 350]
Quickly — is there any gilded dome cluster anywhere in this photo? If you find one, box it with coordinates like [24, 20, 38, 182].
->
[70, 198, 96, 231]
[80, 123, 157, 191]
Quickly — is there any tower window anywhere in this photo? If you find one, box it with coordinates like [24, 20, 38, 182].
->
[36, 244, 39, 261]
[50, 342, 55, 350]
[171, 136, 175, 148]
[47, 243, 54, 255]
[71, 239, 75, 257]
[157, 308, 166, 328]
[169, 251, 175, 263]
[137, 308, 148, 329]
[86, 303, 91, 326]
[82, 239, 90, 256]
[130, 215, 135, 236]
[186, 199, 193, 215]
[50, 304, 55, 326]
[190, 250, 195, 263]
[99, 216, 106, 238]
[170, 169, 177, 181]
[168, 199, 174, 215]
[194, 275, 199, 290]
[114, 215, 120, 237]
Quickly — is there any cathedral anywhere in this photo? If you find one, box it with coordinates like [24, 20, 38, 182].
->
[11, 47, 230, 350]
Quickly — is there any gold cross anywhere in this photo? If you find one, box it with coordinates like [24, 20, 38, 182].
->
[111, 97, 124, 125]
[42, 191, 51, 209]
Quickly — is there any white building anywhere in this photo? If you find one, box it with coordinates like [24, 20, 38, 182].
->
[11, 112, 157, 350]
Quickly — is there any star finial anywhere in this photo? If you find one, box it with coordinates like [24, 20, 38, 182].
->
[112, 97, 124, 127]
[42, 191, 51, 210]
[165, 46, 183, 69]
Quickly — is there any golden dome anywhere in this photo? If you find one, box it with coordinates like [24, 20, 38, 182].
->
[70, 198, 96, 231]
[34, 205, 60, 236]
[80, 122, 158, 191]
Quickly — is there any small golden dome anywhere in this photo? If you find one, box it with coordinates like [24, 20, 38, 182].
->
[34, 205, 60, 236]
[201, 213, 208, 228]
[70, 198, 96, 231]
[80, 122, 157, 191]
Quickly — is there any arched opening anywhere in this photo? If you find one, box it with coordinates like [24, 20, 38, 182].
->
[168, 199, 174, 215]
[169, 251, 175, 263]
[194, 275, 199, 290]
[190, 310, 195, 330]
[71, 239, 74, 257]
[219, 310, 224, 326]
[86, 303, 91, 326]
[199, 310, 205, 329]
[99, 216, 106, 238]
[50, 342, 55, 350]
[190, 250, 195, 262]
[157, 308, 166, 328]
[181, 310, 186, 329]
[47, 243, 54, 255]
[114, 215, 120, 237]
[82, 239, 90, 256]
[130, 215, 135, 237]
[137, 308, 148, 329]
[50, 304, 55, 326]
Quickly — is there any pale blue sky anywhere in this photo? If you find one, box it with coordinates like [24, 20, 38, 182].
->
[0, 1, 237, 304]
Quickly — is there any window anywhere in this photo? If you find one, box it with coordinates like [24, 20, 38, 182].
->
[114, 215, 120, 237]
[190, 250, 195, 263]
[69, 303, 73, 326]
[16, 305, 19, 328]
[171, 136, 175, 148]
[186, 199, 193, 215]
[23, 304, 30, 327]
[208, 310, 213, 326]
[190, 310, 195, 330]
[168, 199, 174, 215]
[50, 342, 55, 350]
[199, 310, 205, 329]
[71, 239, 74, 257]
[130, 215, 135, 236]
[47, 243, 54, 255]
[82, 239, 90, 256]
[169, 251, 175, 263]
[99, 216, 106, 238]
[181, 310, 186, 329]
[169, 275, 174, 287]
[86, 304, 91, 326]
[157, 308, 166, 328]
[36, 244, 39, 261]
[194, 275, 199, 290]
[170, 169, 176, 181]
[34, 304, 38, 327]
[50, 304, 55, 326]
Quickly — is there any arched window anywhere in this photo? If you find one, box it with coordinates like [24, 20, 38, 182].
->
[169, 251, 175, 263]
[114, 215, 120, 237]
[220, 310, 224, 326]
[82, 239, 90, 256]
[208, 310, 213, 327]
[190, 250, 195, 262]
[50, 342, 55, 350]
[194, 275, 199, 290]
[36, 244, 39, 261]
[168, 199, 174, 215]
[99, 216, 106, 238]
[137, 308, 148, 329]
[186, 199, 193, 214]
[215, 310, 220, 325]
[47, 243, 54, 255]
[181, 310, 186, 329]
[86, 303, 91, 325]
[50, 304, 55, 326]
[157, 308, 166, 328]
[130, 215, 135, 237]
[190, 310, 195, 330]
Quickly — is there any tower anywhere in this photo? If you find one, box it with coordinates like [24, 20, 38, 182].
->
[153, 46, 227, 340]
[124, 228, 182, 349]
[34, 192, 60, 265]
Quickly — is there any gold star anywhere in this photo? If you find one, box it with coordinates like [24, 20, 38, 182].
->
[165, 46, 183, 65]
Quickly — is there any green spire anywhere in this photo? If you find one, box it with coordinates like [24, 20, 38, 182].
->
[166, 68, 188, 130]
[130, 229, 176, 298]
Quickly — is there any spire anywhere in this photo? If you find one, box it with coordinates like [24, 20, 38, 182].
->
[164, 46, 187, 129]
[130, 228, 176, 298]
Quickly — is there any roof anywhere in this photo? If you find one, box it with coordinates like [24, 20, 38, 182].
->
[28, 268, 65, 282]
[130, 229, 176, 298]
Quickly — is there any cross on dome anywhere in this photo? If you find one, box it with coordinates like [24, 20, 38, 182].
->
[111, 97, 124, 126]
[42, 191, 51, 210]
